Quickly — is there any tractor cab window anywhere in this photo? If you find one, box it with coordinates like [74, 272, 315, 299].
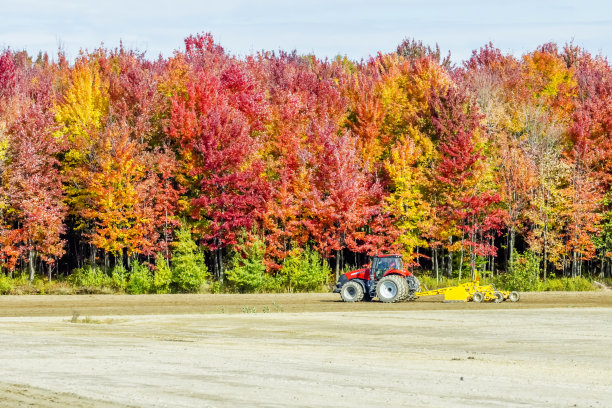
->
[387, 258, 401, 270]
[372, 257, 403, 280]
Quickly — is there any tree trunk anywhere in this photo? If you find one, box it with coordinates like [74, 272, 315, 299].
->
[490, 236, 495, 275]
[212, 250, 218, 280]
[458, 232, 464, 282]
[470, 229, 477, 280]
[335, 250, 340, 281]
[542, 223, 548, 281]
[217, 248, 224, 283]
[91, 244, 97, 266]
[447, 237, 453, 278]
[28, 250, 35, 282]
[433, 247, 439, 284]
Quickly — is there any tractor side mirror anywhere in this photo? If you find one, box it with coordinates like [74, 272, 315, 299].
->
[362, 264, 368, 268]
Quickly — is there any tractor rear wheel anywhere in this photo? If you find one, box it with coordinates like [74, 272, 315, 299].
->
[404, 276, 421, 301]
[509, 291, 520, 302]
[493, 291, 504, 303]
[472, 291, 484, 303]
[340, 281, 364, 302]
[376, 275, 408, 303]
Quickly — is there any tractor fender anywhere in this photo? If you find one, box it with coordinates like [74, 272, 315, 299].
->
[382, 269, 413, 278]
[347, 278, 368, 293]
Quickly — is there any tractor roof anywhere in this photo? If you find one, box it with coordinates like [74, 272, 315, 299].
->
[375, 254, 402, 258]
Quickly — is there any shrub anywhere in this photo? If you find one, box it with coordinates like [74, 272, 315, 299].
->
[69, 266, 112, 290]
[127, 261, 153, 294]
[153, 253, 172, 294]
[540, 277, 593, 291]
[32, 277, 46, 294]
[12, 272, 30, 286]
[495, 250, 540, 291]
[171, 226, 208, 292]
[541, 278, 565, 291]
[0, 274, 14, 294]
[570, 276, 594, 291]
[111, 264, 128, 292]
[226, 239, 269, 293]
[280, 248, 330, 292]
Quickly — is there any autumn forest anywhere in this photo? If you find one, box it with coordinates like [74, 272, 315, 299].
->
[0, 35, 610, 290]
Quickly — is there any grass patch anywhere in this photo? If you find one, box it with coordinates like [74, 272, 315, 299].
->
[69, 311, 114, 324]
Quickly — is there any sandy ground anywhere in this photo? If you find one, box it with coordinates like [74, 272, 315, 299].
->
[0, 292, 610, 407]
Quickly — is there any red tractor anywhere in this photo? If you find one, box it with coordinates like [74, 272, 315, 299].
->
[333, 255, 421, 303]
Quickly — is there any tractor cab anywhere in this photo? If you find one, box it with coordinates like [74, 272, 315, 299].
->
[371, 255, 403, 280]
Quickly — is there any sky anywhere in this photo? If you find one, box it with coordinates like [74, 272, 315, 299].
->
[1, 0, 611, 63]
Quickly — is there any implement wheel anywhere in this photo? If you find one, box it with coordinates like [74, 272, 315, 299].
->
[376, 275, 408, 303]
[493, 291, 504, 303]
[509, 291, 520, 302]
[472, 291, 484, 303]
[340, 281, 364, 302]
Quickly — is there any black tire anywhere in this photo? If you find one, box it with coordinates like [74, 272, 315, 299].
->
[376, 275, 408, 303]
[509, 291, 520, 302]
[473, 291, 484, 303]
[340, 281, 364, 302]
[493, 291, 504, 303]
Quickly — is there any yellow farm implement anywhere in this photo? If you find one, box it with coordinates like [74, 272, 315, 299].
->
[415, 275, 520, 303]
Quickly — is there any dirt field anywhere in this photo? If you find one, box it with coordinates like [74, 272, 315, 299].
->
[0, 291, 610, 407]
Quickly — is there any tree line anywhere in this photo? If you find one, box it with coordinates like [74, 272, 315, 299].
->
[0, 35, 610, 284]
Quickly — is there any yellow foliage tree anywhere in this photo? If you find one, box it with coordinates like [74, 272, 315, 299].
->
[54, 58, 108, 166]
[78, 125, 143, 256]
[385, 135, 430, 263]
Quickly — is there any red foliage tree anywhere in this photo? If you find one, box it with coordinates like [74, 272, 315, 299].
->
[0, 59, 66, 280]
[168, 34, 269, 280]
[430, 84, 506, 278]
[305, 128, 386, 279]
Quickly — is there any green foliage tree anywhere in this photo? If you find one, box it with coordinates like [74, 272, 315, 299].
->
[280, 247, 331, 292]
[170, 226, 208, 292]
[111, 263, 128, 292]
[225, 239, 269, 293]
[127, 260, 153, 294]
[153, 253, 172, 294]
[495, 250, 540, 291]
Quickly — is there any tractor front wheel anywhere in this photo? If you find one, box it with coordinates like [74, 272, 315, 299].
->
[376, 275, 408, 303]
[472, 291, 484, 303]
[340, 281, 364, 302]
[493, 291, 504, 303]
[509, 291, 520, 302]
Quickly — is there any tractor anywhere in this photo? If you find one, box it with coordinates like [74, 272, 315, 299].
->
[334, 254, 521, 303]
[333, 254, 421, 303]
